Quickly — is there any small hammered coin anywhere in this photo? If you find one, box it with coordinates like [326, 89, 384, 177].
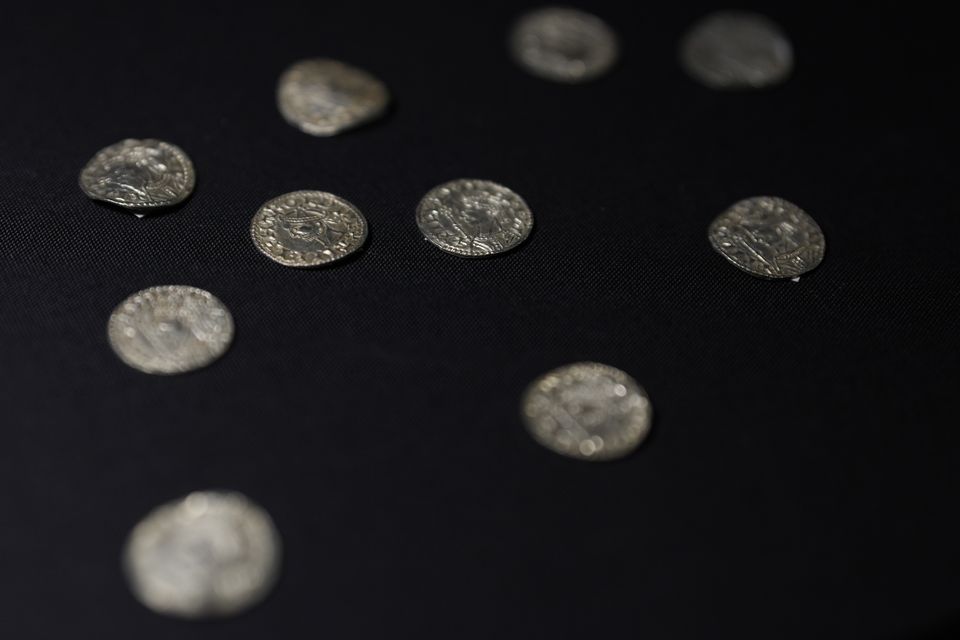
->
[522, 362, 653, 461]
[277, 58, 390, 136]
[108, 286, 233, 374]
[124, 491, 281, 619]
[680, 11, 793, 89]
[709, 196, 825, 279]
[251, 190, 368, 267]
[416, 179, 533, 257]
[79, 139, 195, 210]
[510, 7, 619, 83]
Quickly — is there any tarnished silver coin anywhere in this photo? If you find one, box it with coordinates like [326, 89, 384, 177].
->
[509, 7, 619, 83]
[680, 11, 793, 89]
[709, 196, 825, 278]
[251, 190, 368, 267]
[79, 139, 195, 210]
[124, 491, 281, 619]
[277, 58, 389, 136]
[416, 179, 533, 257]
[108, 285, 233, 374]
[522, 362, 652, 461]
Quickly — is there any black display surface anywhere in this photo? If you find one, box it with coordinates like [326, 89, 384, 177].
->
[1, 2, 957, 638]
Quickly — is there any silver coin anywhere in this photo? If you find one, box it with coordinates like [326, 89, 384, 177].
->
[522, 362, 653, 461]
[79, 139, 195, 210]
[509, 7, 619, 83]
[416, 179, 533, 257]
[708, 196, 825, 279]
[277, 58, 389, 136]
[108, 285, 233, 374]
[124, 490, 281, 619]
[680, 11, 793, 89]
[251, 190, 368, 267]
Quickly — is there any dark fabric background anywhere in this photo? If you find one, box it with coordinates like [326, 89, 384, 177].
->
[1, 1, 957, 638]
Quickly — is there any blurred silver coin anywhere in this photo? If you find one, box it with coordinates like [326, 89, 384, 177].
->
[124, 490, 281, 619]
[509, 7, 618, 83]
[708, 196, 825, 278]
[417, 179, 533, 257]
[251, 190, 368, 267]
[108, 285, 233, 374]
[680, 11, 793, 89]
[79, 138, 195, 210]
[522, 362, 652, 461]
[277, 58, 389, 136]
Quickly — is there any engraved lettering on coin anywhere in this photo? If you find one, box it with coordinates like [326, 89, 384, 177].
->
[108, 285, 233, 374]
[79, 139, 195, 210]
[509, 7, 619, 83]
[416, 179, 533, 257]
[251, 190, 368, 267]
[522, 362, 653, 461]
[124, 491, 281, 619]
[277, 58, 390, 136]
[680, 11, 793, 89]
[708, 196, 825, 278]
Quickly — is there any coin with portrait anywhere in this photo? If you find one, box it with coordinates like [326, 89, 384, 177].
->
[79, 138, 195, 210]
[509, 7, 619, 83]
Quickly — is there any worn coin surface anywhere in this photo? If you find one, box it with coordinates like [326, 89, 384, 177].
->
[509, 7, 619, 83]
[79, 139, 195, 210]
[108, 285, 233, 374]
[277, 58, 389, 136]
[416, 179, 533, 257]
[522, 362, 652, 461]
[251, 190, 368, 267]
[680, 11, 793, 89]
[124, 491, 281, 619]
[708, 196, 825, 278]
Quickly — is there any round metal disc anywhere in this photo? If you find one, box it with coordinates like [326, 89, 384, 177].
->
[509, 7, 619, 83]
[277, 58, 389, 136]
[107, 285, 233, 375]
[708, 196, 825, 278]
[522, 362, 653, 461]
[79, 138, 195, 210]
[251, 190, 368, 267]
[416, 179, 533, 257]
[123, 491, 281, 619]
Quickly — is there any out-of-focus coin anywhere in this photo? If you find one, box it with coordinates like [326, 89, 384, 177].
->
[124, 490, 281, 619]
[277, 58, 389, 136]
[708, 196, 825, 278]
[79, 139, 195, 211]
[416, 179, 533, 257]
[522, 362, 652, 461]
[509, 7, 618, 83]
[108, 285, 233, 374]
[251, 190, 368, 267]
[680, 11, 793, 89]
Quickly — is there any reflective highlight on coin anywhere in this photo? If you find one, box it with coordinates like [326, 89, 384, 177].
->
[680, 11, 793, 89]
[108, 285, 233, 374]
[277, 58, 389, 136]
[708, 196, 825, 278]
[522, 362, 652, 461]
[510, 7, 619, 83]
[124, 491, 281, 619]
[251, 190, 368, 267]
[417, 179, 533, 257]
[79, 139, 195, 210]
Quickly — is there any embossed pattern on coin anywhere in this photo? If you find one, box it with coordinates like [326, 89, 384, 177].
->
[416, 179, 533, 257]
[124, 491, 281, 619]
[708, 196, 825, 278]
[108, 286, 233, 374]
[509, 7, 619, 83]
[522, 362, 652, 461]
[680, 11, 793, 89]
[251, 190, 368, 267]
[277, 58, 389, 136]
[79, 139, 195, 209]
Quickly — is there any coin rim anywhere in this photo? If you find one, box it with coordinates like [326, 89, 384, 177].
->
[79, 138, 196, 210]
